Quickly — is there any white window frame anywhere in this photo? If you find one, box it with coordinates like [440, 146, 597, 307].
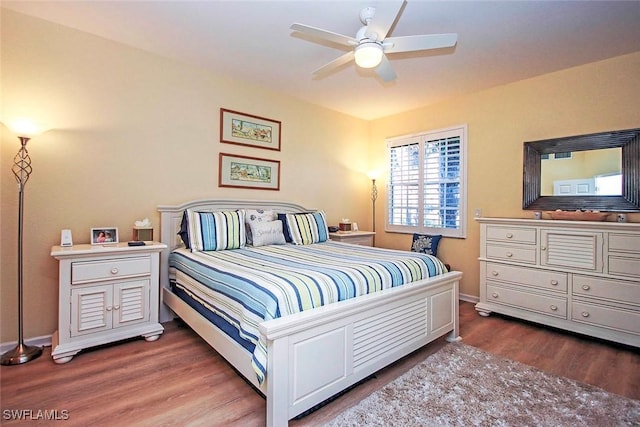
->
[385, 124, 467, 239]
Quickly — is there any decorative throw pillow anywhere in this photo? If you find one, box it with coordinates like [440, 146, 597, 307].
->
[178, 210, 191, 249]
[245, 209, 276, 245]
[411, 233, 442, 257]
[187, 209, 246, 251]
[249, 220, 286, 247]
[285, 211, 329, 245]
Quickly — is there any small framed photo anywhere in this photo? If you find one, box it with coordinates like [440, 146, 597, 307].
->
[91, 227, 119, 245]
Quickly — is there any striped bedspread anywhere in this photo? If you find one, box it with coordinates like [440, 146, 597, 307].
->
[168, 241, 448, 384]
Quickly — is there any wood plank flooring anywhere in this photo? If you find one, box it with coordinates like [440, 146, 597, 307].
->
[1, 301, 638, 426]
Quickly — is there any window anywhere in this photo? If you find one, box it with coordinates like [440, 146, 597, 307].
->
[386, 125, 467, 238]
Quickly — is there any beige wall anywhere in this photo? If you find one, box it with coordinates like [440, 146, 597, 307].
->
[2, 9, 639, 343]
[370, 51, 640, 298]
[1, 11, 371, 342]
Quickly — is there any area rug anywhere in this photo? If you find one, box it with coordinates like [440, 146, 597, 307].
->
[325, 343, 640, 426]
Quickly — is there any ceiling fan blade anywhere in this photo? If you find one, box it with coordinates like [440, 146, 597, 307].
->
[291, 23, 356, 47]
[384, 33, 458, 54]
[375, 54, 397, 82]
[312, 51, 355, 78]
[366, 0, 405, 41]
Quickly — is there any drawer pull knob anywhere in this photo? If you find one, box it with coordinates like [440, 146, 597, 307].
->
[506, 233, 513, 239]
[491, 292, 499, 299]
[581, 311, 590, 318]
[110, 268, 119, 275]
[541, 246, 547, 251]
[550, 280, 558, 286]
[492, 271, 499, 276]
[550, 305, 558, 311]
[581, 285, 590, 291]
[114, 305, 120, 310]
[106, 306, 112, 311]
[506, 252, 513, 257]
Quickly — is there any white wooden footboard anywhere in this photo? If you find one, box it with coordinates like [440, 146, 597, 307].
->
[261, 271, 461, 426]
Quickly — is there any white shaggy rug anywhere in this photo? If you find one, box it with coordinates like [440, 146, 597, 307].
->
[325, 343, 640, 426]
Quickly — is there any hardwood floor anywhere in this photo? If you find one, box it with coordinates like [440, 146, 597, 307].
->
[1, 301, 638, 426]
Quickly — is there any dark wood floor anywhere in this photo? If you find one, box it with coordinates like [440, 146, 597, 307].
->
[1, 301, 638, 426]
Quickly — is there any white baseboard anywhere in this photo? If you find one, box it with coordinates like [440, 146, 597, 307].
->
[459, 293, 479, 304]
[0, 335, 52, 354]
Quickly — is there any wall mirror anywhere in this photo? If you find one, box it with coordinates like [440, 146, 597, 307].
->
[523, 128, 640, 212]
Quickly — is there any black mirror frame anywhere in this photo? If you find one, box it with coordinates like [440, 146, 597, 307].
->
[523, 128, 640, 212]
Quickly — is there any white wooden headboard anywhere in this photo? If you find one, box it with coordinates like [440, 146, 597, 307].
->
[156, 199, 310, 321]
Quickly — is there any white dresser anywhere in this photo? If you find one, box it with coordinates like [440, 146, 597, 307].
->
[50, 242, 166, 363]
[476, 218, 640, 347]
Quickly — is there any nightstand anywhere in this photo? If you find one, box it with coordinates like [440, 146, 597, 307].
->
[329, 231, 376, 246]
[50, 242, 166, 363]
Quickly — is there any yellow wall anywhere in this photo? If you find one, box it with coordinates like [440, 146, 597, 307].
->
[2, 9, 639, 343]
[1, 11, 371, 341]
[370, 52, 640, 298]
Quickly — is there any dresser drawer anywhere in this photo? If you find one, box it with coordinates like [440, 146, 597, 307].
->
[609, 233, 640, 253]
[72, 256, 151, 284]
[486, 283, 567, 318]
[608, 253, 640, 278]
[486, 263, 567, 292]
[486, 226, 536, 245]
[573, 275, 640, 305]
[572, 301, 640, 335]
[486, 244, 536, 264]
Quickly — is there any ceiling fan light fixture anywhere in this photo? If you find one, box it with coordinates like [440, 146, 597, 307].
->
[354, 42, 383, 69]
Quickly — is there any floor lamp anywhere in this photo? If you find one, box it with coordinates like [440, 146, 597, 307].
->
[368, 171, 379, 247]
[1, 120, 46, 365]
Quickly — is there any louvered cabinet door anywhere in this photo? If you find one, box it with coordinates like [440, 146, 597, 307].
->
[540, 229, 604, 272]
[112, 280, 150, 328]
[71, 284, 113, 336]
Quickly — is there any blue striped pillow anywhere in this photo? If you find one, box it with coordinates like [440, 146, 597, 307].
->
[187, 209, 246, 251]
[285, 211, 329, 245]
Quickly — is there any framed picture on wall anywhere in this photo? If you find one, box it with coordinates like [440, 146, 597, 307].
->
[218, 153, 280, 191]
[220, 108, 281, 151]
[91, 227, 119, 245]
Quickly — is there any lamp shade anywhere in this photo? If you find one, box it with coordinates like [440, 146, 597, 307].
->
[354, 42, 383, 69]
[5, 118, 48, 138]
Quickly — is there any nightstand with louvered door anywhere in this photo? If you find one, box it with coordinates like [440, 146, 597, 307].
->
[51, 242, 166, 363]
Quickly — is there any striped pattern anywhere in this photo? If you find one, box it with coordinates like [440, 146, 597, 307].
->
[187, 209, 246, 252]
[285, 210, 329, 245]
[168, 241, 447, 384]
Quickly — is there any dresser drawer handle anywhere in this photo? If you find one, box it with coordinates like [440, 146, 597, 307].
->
[491, 271, 499, 276]
[491, 292, 499, 299]
[110, 268, 119, 275]
[581, 285, 591, 291]
[550, 280, 558, 286]
[506, 252, 513, 258]
[550, 305, 558, 311]
[581, 311, 590, 318]
[506, 233, 513, 239]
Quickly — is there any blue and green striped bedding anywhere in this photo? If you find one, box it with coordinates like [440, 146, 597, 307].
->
[168, 241, 448, 384]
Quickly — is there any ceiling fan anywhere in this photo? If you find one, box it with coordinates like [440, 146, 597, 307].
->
[290, 0, 458, 82]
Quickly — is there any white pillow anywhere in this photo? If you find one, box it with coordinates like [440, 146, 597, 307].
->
[249, 220, 286, 247]
[245, 209, 276, 245]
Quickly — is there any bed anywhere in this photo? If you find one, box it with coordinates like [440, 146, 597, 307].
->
[158, 199, 462, 427]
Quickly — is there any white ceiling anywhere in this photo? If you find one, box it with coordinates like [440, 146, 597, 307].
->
[3, 1, 640, 120]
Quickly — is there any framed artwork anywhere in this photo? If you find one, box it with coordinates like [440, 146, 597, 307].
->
[220, 108, 281, 151]
[219, 153, 280, 191]
[91, 227, 119, 245]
